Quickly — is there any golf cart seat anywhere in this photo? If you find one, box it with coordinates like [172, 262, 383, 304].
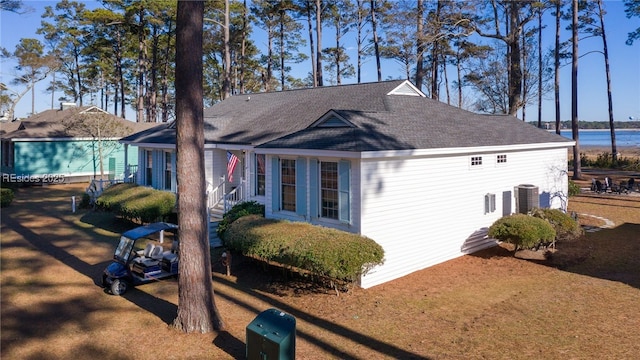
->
[133, 244, 162, 266]
[162, 240, 179, 261]
[136, 243, 154, 257]
[149, 244, 163, 260]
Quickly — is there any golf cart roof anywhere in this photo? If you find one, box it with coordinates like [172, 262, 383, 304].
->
[121, 222, 178, 241]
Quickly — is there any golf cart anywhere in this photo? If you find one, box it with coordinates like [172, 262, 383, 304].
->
[101, 222, 179, 295]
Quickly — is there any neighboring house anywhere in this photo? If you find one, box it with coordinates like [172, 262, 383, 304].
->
[1, 104, 159, 183]
[121, 80, 574, 288]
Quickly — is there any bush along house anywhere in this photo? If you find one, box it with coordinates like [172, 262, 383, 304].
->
[120, 80, 574, 288]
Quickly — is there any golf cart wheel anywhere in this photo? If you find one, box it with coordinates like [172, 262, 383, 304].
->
[110, 279, 129, 296]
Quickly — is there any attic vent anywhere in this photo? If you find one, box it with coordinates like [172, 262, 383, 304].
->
[387, 81, 425, 97]
[316, 116, 350, 127]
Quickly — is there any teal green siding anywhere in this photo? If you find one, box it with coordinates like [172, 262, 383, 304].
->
[12, 140, 139, 178]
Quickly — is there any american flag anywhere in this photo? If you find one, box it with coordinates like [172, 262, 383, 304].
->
[227, 151, 239, 182]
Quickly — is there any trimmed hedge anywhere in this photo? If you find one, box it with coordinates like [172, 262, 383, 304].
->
[1, 188, 14, 207]
[217, 201, 265, 238]
[95, 183, 176, 223]
[224, 215, 385, 282]
[530, 208, 584, 242]
[488, 214, 556, 250]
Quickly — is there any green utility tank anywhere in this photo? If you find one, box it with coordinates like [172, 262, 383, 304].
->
[246, 308, 296, 360]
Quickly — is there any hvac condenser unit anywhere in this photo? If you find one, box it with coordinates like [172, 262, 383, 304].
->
[516, 184, 539, 214]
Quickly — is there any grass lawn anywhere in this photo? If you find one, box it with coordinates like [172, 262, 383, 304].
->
[1, 180, 639, 359]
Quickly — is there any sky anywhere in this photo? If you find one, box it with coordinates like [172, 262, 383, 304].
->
[1, 0, 639, 123]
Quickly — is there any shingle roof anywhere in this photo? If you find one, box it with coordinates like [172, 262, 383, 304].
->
[0, 120, 22, 136]
[2, 106, 159, 140]
[122, 80, 572, 151]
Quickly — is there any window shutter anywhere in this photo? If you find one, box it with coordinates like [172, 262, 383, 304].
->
[171, 152, 177, 192]
[138, 150, 144, 185]
[249, 153, 256, 195]
[309, 159, 319, 219]
[296, 158, 307, 216]
[485, 193, 496, 214]
[338, 160, 351, 223]
[154, 150, 164, 189]
[484, 194, 490, 214]
[271, 156, 280, 211]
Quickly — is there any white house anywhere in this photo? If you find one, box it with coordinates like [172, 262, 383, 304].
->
[120, 80, 574, 288]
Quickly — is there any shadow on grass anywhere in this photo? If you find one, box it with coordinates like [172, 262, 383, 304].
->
[558, 223, 640, 289]
[2, 184, 246, 358]
[469, 223, 640, 290]
[0, 292, 131, 358]
[213, 262, 432, 360]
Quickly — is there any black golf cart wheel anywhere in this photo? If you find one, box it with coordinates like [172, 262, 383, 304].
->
[110, 279, 129, 295]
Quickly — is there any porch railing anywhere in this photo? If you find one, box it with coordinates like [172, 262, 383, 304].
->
[207, 177, 247, 213]
[223, 181, 245, 212]
[207, 177, 225, 209]
[125, 164, 138, 183]
[86, 178, 124, 201]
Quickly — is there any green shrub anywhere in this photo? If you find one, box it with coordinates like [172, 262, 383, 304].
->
[568, 180, 580, 197]
[217, 201, 265, 238]
[488, 214, 556, 250]
[95, 183, 176, 223]
[95, 183, 138, 211]
[224, 215, 385, 282]
[530, 208, 584, 242]
[80, 193, 91, 209]
[579, 152, 640, 171]
[1, 188, 14, 207]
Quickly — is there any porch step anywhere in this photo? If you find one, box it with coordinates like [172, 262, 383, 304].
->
[209, 220, 223, 248]
[209, 204, 225, 221]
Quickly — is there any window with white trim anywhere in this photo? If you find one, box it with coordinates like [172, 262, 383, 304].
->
[164, 152, 172, 190]
[497, 154, 507, 164]
[146, 151, 153, 186]
[255, 153, 266, 196]
[281, 159, 296, 212]
[320, 161, 339, 219]
[471, 156, 483, 166]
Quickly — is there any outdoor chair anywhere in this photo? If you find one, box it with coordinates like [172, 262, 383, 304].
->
[594, 180, 604, 193]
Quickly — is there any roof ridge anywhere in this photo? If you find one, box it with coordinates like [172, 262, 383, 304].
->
[230, 79, 406, 97]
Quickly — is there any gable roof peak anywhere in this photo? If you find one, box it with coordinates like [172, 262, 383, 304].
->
[310, 110, 356, 128]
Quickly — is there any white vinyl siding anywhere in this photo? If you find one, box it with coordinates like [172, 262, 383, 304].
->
[205, 150, 214, 188]
[358, 147, 568, 288]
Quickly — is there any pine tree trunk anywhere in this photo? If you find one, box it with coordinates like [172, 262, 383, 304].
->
[315, 0, 324, 86]
[554, 0, 561, 135]
[370, 0, 382, 82]
[571, 0, 582, 180]
[223, 0, 231, 99]
[415, 0, 425, 90]
[597, 0, 617, 163]
[173, 0, 224, 333]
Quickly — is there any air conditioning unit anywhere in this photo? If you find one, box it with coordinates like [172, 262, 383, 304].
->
[516, 184, 539, 214]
